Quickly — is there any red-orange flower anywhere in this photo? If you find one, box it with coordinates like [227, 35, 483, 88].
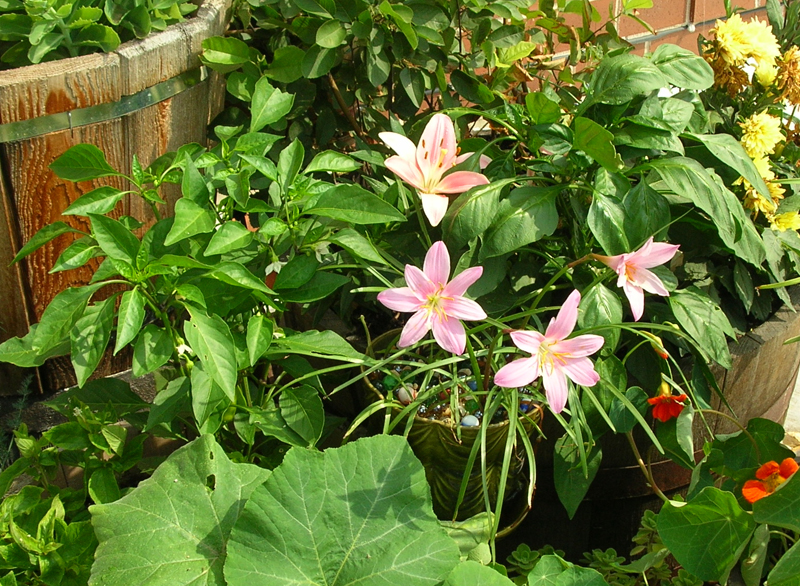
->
[742, 458, 799, 503]
[647, 384, 688, 422]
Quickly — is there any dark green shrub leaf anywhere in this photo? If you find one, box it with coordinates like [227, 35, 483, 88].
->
[184, 309, 237, 400]
[481, 186, 559, 259]
[553, 435, 602, 519]
[63, 186, 126, 216]
[200, 36, 251, 73]
[306, 184, 406, 224]
[132, 324, 173, 377]
[50, 144, 120, 182]
[279, 385, 324, 447]
[114, 288, 146, 354]
[71, 296, 116, 386]
[250, 78, 295, 132]
[650, 44, 714, 90]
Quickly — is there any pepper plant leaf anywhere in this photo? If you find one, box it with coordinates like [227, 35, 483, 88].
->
[224, 435, 460, 585]
[90, 435, 270, 586]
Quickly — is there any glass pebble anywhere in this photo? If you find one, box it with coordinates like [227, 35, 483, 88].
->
[382, 375, 399, 390]
[461, 415, 480, 427]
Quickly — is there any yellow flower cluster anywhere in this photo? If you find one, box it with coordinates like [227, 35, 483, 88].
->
[778, 46, 800, 106]
[706, 14, 781, 94]
[736, 113, 788, 228]
[770, 212, 800, 232]
[740, 112, 784, 158]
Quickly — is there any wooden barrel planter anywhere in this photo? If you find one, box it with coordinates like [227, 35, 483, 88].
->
[0, 0, 230, 394]
[503, 286, 800, 560]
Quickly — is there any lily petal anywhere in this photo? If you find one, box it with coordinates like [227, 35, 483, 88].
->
[379, 131, 418, 160]
[554, 334, 605, 358]
[454, 152, 492, 169]
[545, 290, 581, 341]
[509, 330, 544, 354]
[542, 364, 569, 413]
[561, 357, 600, 387]
[377, 287, 423, 312]
[634, 237, 680, 268]
[423, 241, 450, 286]
[398, 309, 431, 348]
[632, 266, 669, 296]
[435, 171, 491, 194]
[431, 315, 466, 354]
[385, 155, 425, 191]
[417, 113, 457, 177]
[442, 297, 487, 321]
[419, 192, 450, 227]
[622, 280, 645, 321]
[494, 356, 540, 388]
[444, 266, 483, 297]
[405, 265, 435, 298]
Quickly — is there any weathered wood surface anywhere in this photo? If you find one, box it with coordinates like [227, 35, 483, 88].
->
[0, 0, 230, 393]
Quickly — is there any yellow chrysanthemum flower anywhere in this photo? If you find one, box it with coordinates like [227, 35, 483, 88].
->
[768, 180, 786, 203]
[740, 112, 784, 158]
[778, 46, 800, 106]
[747, 18, 782, 66]
[770, 211, 800, 231]
[755, 61, 778, 87]
[743, 188, 777, 217]
[712, 14, 752, 65]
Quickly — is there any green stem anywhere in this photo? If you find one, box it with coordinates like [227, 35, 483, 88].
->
[698, 409, 760, 460]
[626, 431, 669, 503]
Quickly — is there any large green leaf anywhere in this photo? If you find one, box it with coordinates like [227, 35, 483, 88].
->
[650, 44, 714, 90]
[657, 487, 756, 581]
[685, 133, 771, 201]
[328, 229, 387, 265]
[31, 284, 103, 354]
[527, 555, 608, 586]
[753, 470, 800, 532]
[246, 314, 273, 365]
[767, 541, 800, 586]
[584, 54, 666, 107]
[49, 144, 120, 181]
[200, 36, 251, 73]
[89, 213, 140, 265]
[443, 561, 515, 585]
[270, 330, 363, 360]
[70, 296, 116, 387]
[62, 186, 126, 216]
[224, 435, 460, 585]
[90, 436, 270, 586]
[205, 221, 254, 256]
[250, 78, 295, 133]
[553, 435, 603, 520]
[279, 385, 324, 447]
[114, 288, 146, 354]
[442, 178, 518, 249]
[588, 190, 629, 256]
[481, 186, 559, 259]
[184, 309, 238, 400]
[279, 271, 348, 303]
[164, 199, 216, 246]
[577, 284, 622, 351]
[191, 362, 230, 434]
[44, 377, 147, 419]
[669, 288, 734, 368]
[623, 181, 670, 248]
[573, 117, 622, 172]
[307, 184, 406, 224]
[12, 221, 82, 264]
[132, 324, 173, 377]
[648, 157, 765, 266]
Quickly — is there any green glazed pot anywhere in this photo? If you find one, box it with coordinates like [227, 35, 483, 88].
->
[362, 330, 542, 524]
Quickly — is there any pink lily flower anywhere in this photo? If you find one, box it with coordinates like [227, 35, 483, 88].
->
[379, 113, 491, 227]
[593, 237, 680, 321]
[494, 290, 604, 414]
[377, 241, 487, 355]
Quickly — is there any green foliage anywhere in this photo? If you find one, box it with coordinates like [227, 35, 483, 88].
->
[0, 0, 196, 68]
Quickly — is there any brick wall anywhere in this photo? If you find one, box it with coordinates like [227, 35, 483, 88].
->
[614, 0, 770, 54]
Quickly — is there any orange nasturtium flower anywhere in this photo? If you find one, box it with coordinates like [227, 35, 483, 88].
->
[742, 458, 799, 503]
[647, 383, 688, 422]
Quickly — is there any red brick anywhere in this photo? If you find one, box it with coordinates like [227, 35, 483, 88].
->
[630, 22, 715, 55]
[546, 0, 616, 31]
[618, 1, 689, 37]
[691, 0, 759, 23]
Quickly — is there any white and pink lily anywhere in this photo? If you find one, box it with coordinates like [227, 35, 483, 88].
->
[379, 113, 491, 227]
[377, 241, 487, 355]
[494, 290, 604, 414]
[593, 237, 680, 321]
